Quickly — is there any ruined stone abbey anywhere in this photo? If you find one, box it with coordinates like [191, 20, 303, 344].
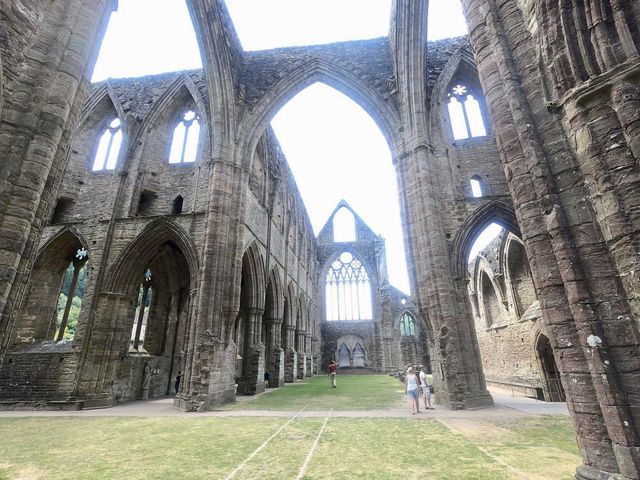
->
[0, 0, 639, 478]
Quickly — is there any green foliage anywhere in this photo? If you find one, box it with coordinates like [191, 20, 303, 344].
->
[55, 292, 82, 340]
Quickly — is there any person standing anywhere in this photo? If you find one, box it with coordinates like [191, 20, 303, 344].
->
[328, 360, 337, 388]
[419, 367, 433, 410]
[405, 366, 421, 414]
[174, 370, 182, 394]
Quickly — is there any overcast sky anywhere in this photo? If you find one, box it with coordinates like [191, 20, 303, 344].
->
[92, 0, 470, 294]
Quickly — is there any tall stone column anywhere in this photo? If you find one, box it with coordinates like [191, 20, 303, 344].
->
[391, 0, 492, 409]
[0, 0, 117, 358]
[267, 317, 284, 387]
[460, 0, 640, 476]
[237, 308, 265, 395]
[304, 333, 313, 376]
[284, 325, 298, 383]
[296, 330, 307, 379]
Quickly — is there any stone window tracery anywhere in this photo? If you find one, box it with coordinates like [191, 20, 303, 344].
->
[325, 252, 372, 321]
[92, 117, 122, 171]
[400, 312, 416, 336]
[54, 248, 89, 341]
[169, 110, 200, 164]
[447, 83, 487, 141]
[131, 269, 153, 350]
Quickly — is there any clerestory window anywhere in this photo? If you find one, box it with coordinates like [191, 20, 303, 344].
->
[92, 118, 123, 171]
[470, 176, 483, 198]
[169, 110, 200, 164]
[447, 83, 487, 141]
[325, 252, 372, 321]
[131, 269, 153, 350]
[400, 312, 416, 336]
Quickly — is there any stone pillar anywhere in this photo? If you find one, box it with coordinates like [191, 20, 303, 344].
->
[237, 308, 265, 395]
[304, 334, 313, 377]
[284, 325, 298, 383]
[296, 330, 306, 379]
[267, 317, 284, 387]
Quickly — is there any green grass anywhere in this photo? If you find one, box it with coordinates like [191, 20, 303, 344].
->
[224, 374, 404, 411]
[471, 416, 581, 480]
[0, 415, 579, 479]
[0, 376, 581, 479]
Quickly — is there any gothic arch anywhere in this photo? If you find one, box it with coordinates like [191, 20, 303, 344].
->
[239, 242, 266, 313]
[77, 83, 126, 132]
[451, 200, 521, 279]
[430, 47, 489, 138]
[105, 219, 200, 293]
[142, 75, 209, 137]
[15, 227, 90, 344]
[265, 267, 284, 321]
[474, 257, 508, 327]
[235, 58, 402, 170]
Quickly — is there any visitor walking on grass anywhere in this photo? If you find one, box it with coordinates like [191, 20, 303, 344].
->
[419, 367, 434, 410]
[328, 360, 337, 388]
[405, 366, 421, 414]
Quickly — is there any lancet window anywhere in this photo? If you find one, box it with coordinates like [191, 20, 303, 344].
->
[325, 252, 372, 321]
[169, 110, 200, 164]
[54, 247, 89, 341]
[131, 269, 153, 350]
[400, 312, 416, 336]
[447, 83, 487, 141]
[92, 118, 123, 171]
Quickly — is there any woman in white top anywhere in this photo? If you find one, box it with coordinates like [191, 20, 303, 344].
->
[404, 366, 421, 414]
[419, 368, 433, 409]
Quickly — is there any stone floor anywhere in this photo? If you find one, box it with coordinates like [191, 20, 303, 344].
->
[0, 385, 569, 419]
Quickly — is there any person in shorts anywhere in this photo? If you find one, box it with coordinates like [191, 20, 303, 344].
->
[405, 366, 421, 414]
[419, 367, 433, 409]
[328, 360, 337, 388]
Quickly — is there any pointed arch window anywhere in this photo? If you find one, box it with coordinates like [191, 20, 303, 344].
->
[333, 207, 356, 242]
[54, 248, 89, 341]
[131, 269, 153, 350]
[92, 118, 123, 171]
[400, 313, 416, 336]
[169, 110, 200, 164]
[470, 176, 483, 198]
[447, 83, 487, 141]
[325, 252, 372, 321]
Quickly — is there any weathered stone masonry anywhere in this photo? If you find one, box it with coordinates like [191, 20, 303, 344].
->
[0, 1, 638, 478]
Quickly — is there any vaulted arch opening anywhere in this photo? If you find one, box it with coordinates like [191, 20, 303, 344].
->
[14, 230, 90, 346]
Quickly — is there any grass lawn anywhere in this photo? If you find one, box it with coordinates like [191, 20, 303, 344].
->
[0, 416, 580, 479]
[224, 374, 404, 410]
[0, 375, 581, 479]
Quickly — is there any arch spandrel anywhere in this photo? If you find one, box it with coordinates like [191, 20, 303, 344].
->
[235, 57, 402, 170]
[451, 200, 521, 280]
[104, 219, 200, 294]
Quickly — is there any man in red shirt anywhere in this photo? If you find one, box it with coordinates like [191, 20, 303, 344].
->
[328, 360, 337, 388]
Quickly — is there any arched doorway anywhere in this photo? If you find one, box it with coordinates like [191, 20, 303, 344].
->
[337, 343, 351, 368]
[536, 333, 566, 402]
[353, 343, 366, 368]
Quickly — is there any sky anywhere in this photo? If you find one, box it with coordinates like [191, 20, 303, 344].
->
[91, 0, 470, 294]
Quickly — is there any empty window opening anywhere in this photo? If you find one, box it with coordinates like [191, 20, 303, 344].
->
[137, 190, 156, 216]
[172, 195, 184, 214]
[51, 197, 75, 225]
[131, 269, 153, 350]
[447, 84, 487, 141]
[169, 110, 200, 164]
[470, 177, 483, 198]
[325, 252, 372, 321]
[333, 207, 356, 242]
[400, 312, 416, 336]
[92, 118, 122, 171]
[54, 248, 89, 341]
[468, 223, 503, 263]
